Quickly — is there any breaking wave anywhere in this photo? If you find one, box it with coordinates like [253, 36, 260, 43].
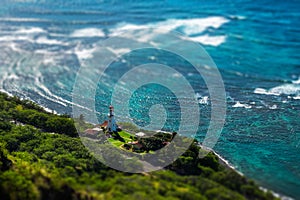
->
[254, 77, 300, 100]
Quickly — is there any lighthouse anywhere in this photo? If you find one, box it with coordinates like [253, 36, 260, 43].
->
[107, 105, 117, 133]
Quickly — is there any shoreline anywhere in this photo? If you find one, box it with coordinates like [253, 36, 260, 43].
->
[198, 144, 294, 200]
[197, 144, 240, 172]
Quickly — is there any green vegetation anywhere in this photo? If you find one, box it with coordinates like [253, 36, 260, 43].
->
[0, 92, 278, 200]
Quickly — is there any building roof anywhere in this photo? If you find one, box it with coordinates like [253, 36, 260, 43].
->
[99, 120, 108, 127]
[135, 132, 145, 137]
[92, 127, 102, 132]
[84, 129, 98, 135]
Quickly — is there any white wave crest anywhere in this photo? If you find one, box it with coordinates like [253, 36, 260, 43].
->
[0, 35, 32, 42]
[232, 101, 252, 109]
[0, 17, 50, 22]
[254, 84, 300, 98]
[106, 47, 131, 55]
[109, 16, 229, 46]
[74, 46, 97, 60]
[254, 88, 280, 96]
[188, 34, 227, 46]
[35, 36, 65, 45]
[157, 17, 229, 35]
[270, 84, 300, 95]
[268, 105, 277, 109]
[199, 96, 210, 105]
[0, 26, 65, 47]
[293, 96, 300, 100]
[15, 27, 46, 34]
[228, 15, 246, 20]
[71, 28, 105, 38]
[292, 77, 300, 84]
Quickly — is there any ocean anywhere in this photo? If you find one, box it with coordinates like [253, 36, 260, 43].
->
[0, 0, 299, 198]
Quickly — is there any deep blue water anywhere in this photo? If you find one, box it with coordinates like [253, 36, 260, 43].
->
[0, 0, 299, 198]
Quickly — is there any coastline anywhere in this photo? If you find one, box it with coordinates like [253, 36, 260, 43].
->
[198, 144, 294, 200]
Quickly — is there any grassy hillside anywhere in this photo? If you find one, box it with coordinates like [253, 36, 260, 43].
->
[0, 92, 277, 200]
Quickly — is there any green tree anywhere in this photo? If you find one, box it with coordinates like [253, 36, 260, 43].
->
[0, 142, 12, 171]
[46, 117, 77, 137]
[0, 171, 40, 200]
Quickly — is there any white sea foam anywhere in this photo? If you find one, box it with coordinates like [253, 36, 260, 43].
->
[70, 28, 105, 38]
[270, 84, 300, 95]
[293, 96, 300, 100]
[0, 27, 64, 47]
[37, 84, 92, 112]
[211, 150, 240, 174]
[33, 88, 67, 107]
[232, 101, 252, 109]
[0, 35, 33, 42]
[269, 104, 277, 109]
[41, 106, 57, 114]
[10, 43, 22, 52]
[254, 88, 280, 96]
[74, 45, 97, 60]
[0, 17, 51, 23]
[109, 23, 149, 36]
[0, 89, 13, 97]
[198, 144, 240, 174]
[148, 56, 156, 60]
[106, 47, 131, 55]
[255, 84, 300, 98]
[35, 36, 65, 45]
[109, 16, 229, 46]
[159, 17, 229, 35]
[198, 96, 209, 105]
[15, 27, 46, 34]
[188, 34, 226, 46]
[228, 15, 246, 20]
[195, 93, 210, 105]
[292, 77, 300, 84]
[255, 76, 300, 99]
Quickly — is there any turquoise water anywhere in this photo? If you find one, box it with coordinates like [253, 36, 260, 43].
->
[0, 0, 299, 198]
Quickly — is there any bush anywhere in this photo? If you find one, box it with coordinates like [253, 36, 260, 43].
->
[0, 122, 12, 131]
[198, 152, 220, 171]
[0, 143, 12, 171]
[0, 171, 40, 200]
[45, 117, 77, 137]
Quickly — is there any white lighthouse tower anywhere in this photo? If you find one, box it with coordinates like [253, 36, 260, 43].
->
[107, 105, 117, 133]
